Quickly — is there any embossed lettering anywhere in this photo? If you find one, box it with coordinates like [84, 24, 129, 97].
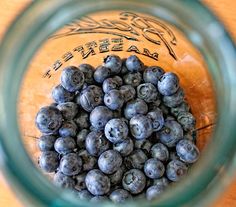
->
[127, 45, 141, 54]
[111, 38, 123, 51]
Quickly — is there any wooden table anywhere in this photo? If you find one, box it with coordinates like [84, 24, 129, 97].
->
[0, 0, 235, 206]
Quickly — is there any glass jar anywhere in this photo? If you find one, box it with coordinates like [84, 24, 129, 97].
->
[0, 1, 236, 206]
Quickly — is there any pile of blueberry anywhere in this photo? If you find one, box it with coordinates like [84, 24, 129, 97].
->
[36, 55, 199, 203]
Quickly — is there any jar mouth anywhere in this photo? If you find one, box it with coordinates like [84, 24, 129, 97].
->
[0, 1, 236, 207]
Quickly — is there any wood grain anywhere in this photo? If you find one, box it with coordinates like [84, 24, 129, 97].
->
[0, 0, 235, 207]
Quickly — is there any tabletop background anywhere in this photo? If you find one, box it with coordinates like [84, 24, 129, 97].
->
[0, 0, 235, 206]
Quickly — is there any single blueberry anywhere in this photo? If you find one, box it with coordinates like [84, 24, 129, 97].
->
[166, 160, 188, 182]
[59, 153, 82, 176]
[74, 173, 87, 191]
[162, 88, 185, 108]
[158, 120, 183, 147]
[61, 66, 84, 92]
[123, 72, 142, 87]
[113, 138, 134, 156]
[90, 196, 108, 202]
[177, 111, 196, 131]
[85, 169, 111, 196]
[102, 76, 123, 93]
[80, 85, 104, 112]
[52, 85, 75, 104]
[104, 89, 124, 110]
[122, 169, 146, 194]
[78, 63, 95, 84]
[74, 189, 93, 200]
[109, 189, 132, 203]
[158, 72, 179, 96]
[146, 185, 165, 201]
[124, 98, 148, 120]
[153, 177, 170, 187]
[76, 129, 89, 148]
[170, 101, 190, 117]
[94, 65, 111, 83]
[35, 106, 63, 134]
[126, 55, 144, 72]
[54, 137, 76, 155]
[144, 158, 165, 179]
[147, 108, 164, 131]
[151, 143, 169, 162]
[137, 83, 159, 103]
[143, 66, 165, 85]
[109, 165, 126, 186]
[90, 106, 113, 130]
[120, 58, 129, 75]
[38, 135, 57, 151]
[85, 131, 110, 157]
[59, 120, 77, 137]
[134, 139, 152, 154]
[105, 118, 129, 143]
[74, 110, 90, 129]
[130, 115, 153, 140]
[39, 151, 59, 173]
[120, 85, 136, 102]
[78, 149, 97, 171]
[103, 55, 122, 74]
[176, 139, 199, 163]
[57, 102, 79, 120]
[53, 171, 75, 189]
[124, 149, 148, 170]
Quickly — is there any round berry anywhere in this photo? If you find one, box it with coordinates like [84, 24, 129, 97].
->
[170, 101, 190, 117]
[153, 177, 170, 187]
[143, 66, 165, 85]
[102, 76, 123, 93]
[113, 138, 134, 156]
[52, 85, 75, 104]
[76, 129, 89, 148]
[147, 108, 164, 131]
[59, 121, 77, 137]
[158, 72, 179, 96]
[137, 83, 159, 103]
[103, 55, 122, 74]
[104, 89, 124, 110]
[78, 63, 95, 84]
[120, 85, 136, 102]
[54, 137, 76, 155]
[134, 139, 152, 154]
[74, 173, 86, 191]
[94, 65, 111, 83]
[126, 55, 144, 72]
[177, 111, 196, 131]
[166, 160, 188, 182]
[151, 143, 169, 162]
[38, 135, 57, 152]
[74, 110, 90, 129]
[39, 151, 59, 173]
[109, 189, 132, 203]
[78, 149, 97, 171]
[124, 149, 148, 170]
[57, 102, 79, 120]
[162, 88, 184, 108]
[123, 72, 142, 87]
[53, 171, 75, 189]
[144, 158, 165, 179]
[146, 185, 165, 200]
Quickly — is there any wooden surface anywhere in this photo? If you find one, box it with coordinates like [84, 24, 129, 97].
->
[0, 0, 235, 207]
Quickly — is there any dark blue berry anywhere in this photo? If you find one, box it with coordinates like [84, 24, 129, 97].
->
[74, 173, 86, 191]
[85, 169, 111, 196]
[124, 149, 148, 170]
[109, 189, 132, 203]
[76, 129, 89, 148]
[177, 111, 196, 131]
[57, 102, 78, 120]
[94, 65, 111, 83]
[137, 83, 159, 103]
[120, 85, 136, 102]
[134, 139, 152, 154]
[158, 72, 179, 96]
[59, 121, 77, 137]
[146, 185, 165, 200]
[166, 160, 188, 182]
[35, 106, 63, 134]
[147, 108, 164, 131]
[170, 101, 190, 117]
[39, 151, 59, 173]
[126, 55, 144, 72]
[120, 58, 129, 75]
[80, 85, 104, 112]
[113, 138, 134, 156]
[153, 177, 170, 187]
[162, 88, 184, 108]
[38, 135, 57, 151]
[143, 66, 165, 85]
[151, 143, 169, 162]
[102, 76, 123, 93]
[104, 55, 122, 74]
[52, 85, 75, 104]
[59, 153, 82, 176]
[54, 137, 76, 155]
[144, 158, 165, 179]
[53, 171, 75, 189]
[74, 110, 90, 129]
[78, 63, 95, 84]
[78, 149, 97, 171]
[123, 72, 142, 87]
[130, 115, 153, 140]
[104, 118, 128, 143]
[104, 89, 124, 110]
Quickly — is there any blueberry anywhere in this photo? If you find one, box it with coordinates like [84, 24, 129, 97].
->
[159, 120, 183, 147]
[120, 85, 136, 102]
[53, 171, 75, 189]
[176, 139, 199, 163]
[134, 139, 152, 154]
[102, 76, 123, 93]
[85, 169, 111, 196]
[147, 108, 164, 131]
[94, 65, 111, 83]
[80, 85, 104, 112]
[143, 66, 165, 85]
[76, 129, 89, 148]
[109, 165, 126, 186]
[153, 177, 170, 187]
[54, 137, 76, 155]
[59, 121, 77, 137]
[98, 150, 123, 174]
[85, 131, 110, 157]
[104, 118, 129, 143]
[124, 149, 148, 170]
[124, 98, 148, 120]
[170, 101, 190, 117]
[78, 63, 95, 84]
[109, 189, 132, 203]
[59, 153, 82, 176]
[74, 173, 86, 191]
[144, 158, 165, 179]
[90, 196, 108, 202]
[130, 115, 153, 140]
[137, 83, 159, 103]
[126, 55, 144, 72]
[122, 169, 146, 194]
[158, 72, 179, 96]
[113, 138, 134, 156]
[90, 106, 113, 130]
[120, 58, 129, 75]
[78, 149, 97, 171]
[35, 106, 63, 134]
[74, 110, 90, 129]
[177, 112, 196, 131]
[104, 89, 124, 110]
[151, 143, 169, 162]
[146, 185, 165, 200]
[104, 55, 122, 74]
[166, 160, 188, 182]
[52, 85, 75, 104]
[74, 189, 93, 200]
[162, 88, 184, 108]
[57, 102, 79, 120]
[123, 72, 142, 87]
[39, 151, 59, 173]
[38, 135, 57, 151]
